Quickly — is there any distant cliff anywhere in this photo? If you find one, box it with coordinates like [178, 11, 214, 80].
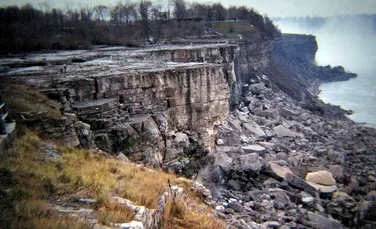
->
[266, 34, 356, 113]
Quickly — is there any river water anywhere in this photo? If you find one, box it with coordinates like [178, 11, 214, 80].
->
[316, 33, 376, 127]
[275, 20, 376, 128]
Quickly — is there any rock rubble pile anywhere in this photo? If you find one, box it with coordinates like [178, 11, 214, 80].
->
[201, 78, 376, 228]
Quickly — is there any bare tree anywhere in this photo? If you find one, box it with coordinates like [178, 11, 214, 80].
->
[94, 5, 108, 22]
[172, 0, 186, 19]
[79, 4, 94, 22]
[212, 3, 226, 21]
[139, 0, 152, 38]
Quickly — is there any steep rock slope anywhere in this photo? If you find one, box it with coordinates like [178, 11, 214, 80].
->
[267, 34, 356, 104]
[198, 35, 376, 228]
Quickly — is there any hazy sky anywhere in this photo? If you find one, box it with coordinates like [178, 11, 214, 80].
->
[1, 0, 376, 17]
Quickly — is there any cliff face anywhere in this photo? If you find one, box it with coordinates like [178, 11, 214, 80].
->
[1, 35, 357, 169]
[1, 44, 239, 170]
[269, 34, 357, 102]
[273, 34, 318, 65]
[232, 41, 274, 108]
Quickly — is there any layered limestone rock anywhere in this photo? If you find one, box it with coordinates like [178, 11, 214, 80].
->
[1, 44, 239, 170]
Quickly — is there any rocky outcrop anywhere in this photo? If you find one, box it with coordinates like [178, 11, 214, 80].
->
[33, 113, 94, 148]
[268, 34, 357, 103]
[1, 44, 239, 172]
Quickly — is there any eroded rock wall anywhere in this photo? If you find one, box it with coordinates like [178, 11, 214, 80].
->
[1, 44, 239, 171]
[68, 63, 233, 168]
[232, 40, 274, 108]
[269, 34, 357, 102]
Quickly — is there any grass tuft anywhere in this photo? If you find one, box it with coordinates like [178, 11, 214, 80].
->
[96, 200, 135, 225]
[0, 130, 223, 228]
[162, 194, 224, 229]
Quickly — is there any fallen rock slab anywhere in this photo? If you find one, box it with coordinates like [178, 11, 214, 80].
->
[307, 182, 337, 194]
[306, 170, 336, 186]
[258, 141, 276, 150]
[273, 125, 296, 138]
[241, 145, 266, 154]
[306, 211, 346, 229]
[268, 162, 293, 180]
[242, 121, 266, 139]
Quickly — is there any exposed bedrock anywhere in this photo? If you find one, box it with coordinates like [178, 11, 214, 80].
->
[2, 44, 240, 172]
[2, 35, 375, 228]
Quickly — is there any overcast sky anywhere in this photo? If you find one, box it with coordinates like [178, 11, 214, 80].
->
[1, 0, 376, 17]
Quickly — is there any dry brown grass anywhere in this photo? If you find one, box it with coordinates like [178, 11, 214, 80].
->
[0, 84, 61, 120]
[162, 194, 224, 229]
[12, 199, 90, 229]
[96, 200, 135, 226]
[0, 131, 223, 228]
[57, 146, 191, 208]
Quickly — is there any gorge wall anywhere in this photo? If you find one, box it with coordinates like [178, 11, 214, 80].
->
[1, 44, 241, 171]
[1, 35, 352, 170]
[2, 34, 376, 228]
[1, 34, 357, 171]
[269, 34, 357, 103]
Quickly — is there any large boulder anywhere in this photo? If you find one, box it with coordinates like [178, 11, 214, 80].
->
[305, 211, 346, 229]
[306, 171, 337, 195]
[233, 153, 262, 174]
[306, 170, 336, 186]
[213, 151, 233, 173]
[273, 125, 296, 138]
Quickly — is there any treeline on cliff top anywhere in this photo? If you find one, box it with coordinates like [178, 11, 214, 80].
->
[0, 0, 280, 55]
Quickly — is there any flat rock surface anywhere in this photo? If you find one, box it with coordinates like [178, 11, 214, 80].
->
[306, 170, 336, 186]
[241, 145, 266, 153]
[269, 162, 293, 179]
[273, 125, 296, 137]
